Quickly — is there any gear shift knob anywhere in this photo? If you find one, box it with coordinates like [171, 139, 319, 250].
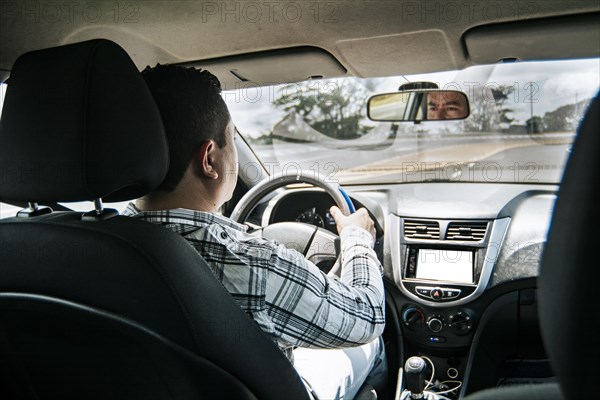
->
[404, 356, 427, 398]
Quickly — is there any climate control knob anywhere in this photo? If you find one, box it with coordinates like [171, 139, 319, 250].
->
[448, 310, 474, 336]
[402, 306, 425, 329]
[426, 315, 444, 333]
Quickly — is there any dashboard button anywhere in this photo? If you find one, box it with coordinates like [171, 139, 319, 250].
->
[443, 289, 461, 299]
[415, 287, 432, 298]
[448, 310, 474, 335]
[427, 318, 443, 333]
[427, 336, 446, 343]
[431, 288, 443, 300]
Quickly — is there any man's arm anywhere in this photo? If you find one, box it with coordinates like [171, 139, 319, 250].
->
[263, 207, 385, 349]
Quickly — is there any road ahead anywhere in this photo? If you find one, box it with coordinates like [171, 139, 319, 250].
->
[251, 133, 573, 184]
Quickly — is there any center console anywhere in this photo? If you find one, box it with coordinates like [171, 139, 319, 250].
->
[390, 215, 509, 343]
[388, 215, 511, 398]
[391, 217, 510, 306]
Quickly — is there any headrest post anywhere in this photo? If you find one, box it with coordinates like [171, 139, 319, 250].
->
[17, 202, 52, 218]
[94, 198, 104, 215]
[81, 198, 118, 222]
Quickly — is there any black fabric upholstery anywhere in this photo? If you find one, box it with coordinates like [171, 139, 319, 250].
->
[0, 39, 168, 203]
[538, 94, 600, 399]
[463, 383, 562, 400]
[0, 39, 310, 399]
[464, 95, 599, 400]
[0, 293, 258, 400]
[0, 213, 310, 400]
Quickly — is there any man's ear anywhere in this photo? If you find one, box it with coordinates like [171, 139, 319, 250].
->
[194, 140, 219, 180]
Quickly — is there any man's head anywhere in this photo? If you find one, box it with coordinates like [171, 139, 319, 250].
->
[426, 91, 469, 120]
[141, 64, 238, 211]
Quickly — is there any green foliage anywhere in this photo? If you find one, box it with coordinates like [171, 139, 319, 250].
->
[543, 99, 591, 132]
[526, 116, 545, 134]
[464, 85, 515, 132]
[249, 132, 273, 145]
[272, 79, 375, 140]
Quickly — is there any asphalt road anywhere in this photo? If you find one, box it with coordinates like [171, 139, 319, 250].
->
[251, 133, 574, 185]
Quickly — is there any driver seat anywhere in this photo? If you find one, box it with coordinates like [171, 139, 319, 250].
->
[0, 39, 310, 400]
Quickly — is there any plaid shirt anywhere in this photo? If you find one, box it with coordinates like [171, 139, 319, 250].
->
[123, 203, 385, 360]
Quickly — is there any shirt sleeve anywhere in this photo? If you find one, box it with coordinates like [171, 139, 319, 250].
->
[263, 225, 385, 349]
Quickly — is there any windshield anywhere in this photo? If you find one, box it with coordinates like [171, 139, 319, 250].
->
[225, 59, 599, 185]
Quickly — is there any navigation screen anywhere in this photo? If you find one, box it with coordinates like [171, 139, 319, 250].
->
[415, 249, 474, 284]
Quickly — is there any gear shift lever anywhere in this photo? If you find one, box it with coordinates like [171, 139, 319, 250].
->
[404, 356, 427, 399]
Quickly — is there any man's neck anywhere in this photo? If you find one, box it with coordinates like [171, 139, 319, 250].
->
[136, 191, 219, 213]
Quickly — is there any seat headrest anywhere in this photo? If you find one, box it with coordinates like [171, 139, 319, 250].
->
[0, 39, 168, 203]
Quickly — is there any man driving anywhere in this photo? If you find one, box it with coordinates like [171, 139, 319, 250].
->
[123, 64, 387, 399]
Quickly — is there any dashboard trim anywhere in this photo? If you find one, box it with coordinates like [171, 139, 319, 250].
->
[390, 215, 511, 308]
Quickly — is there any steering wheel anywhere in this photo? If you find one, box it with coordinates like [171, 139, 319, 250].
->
[230, 171, 355, 275]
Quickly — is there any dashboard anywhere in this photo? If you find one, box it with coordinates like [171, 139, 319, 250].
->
[257, 182, 557, 397]
[263, 182, 555, 285]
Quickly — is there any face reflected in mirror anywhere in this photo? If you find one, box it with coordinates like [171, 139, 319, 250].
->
[426, 91, 469, 120]
[367, 89, 470, 122]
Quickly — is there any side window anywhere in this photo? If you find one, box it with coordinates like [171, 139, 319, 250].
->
[0, 83, 19, 218]
[0, 82, 5, 114]
[0, 203, 20, 219]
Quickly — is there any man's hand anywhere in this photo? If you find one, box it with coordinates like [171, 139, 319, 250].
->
[330, 206, 376, 240]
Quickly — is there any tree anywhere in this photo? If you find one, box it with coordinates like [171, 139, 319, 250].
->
[272, 79, 376, 140]
[526, 116, 545, 134]
[249, 131, 273, 145]
[464, 85, 515, 133]
[543, 99, 591, 132]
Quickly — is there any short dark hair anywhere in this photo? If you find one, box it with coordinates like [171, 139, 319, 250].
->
[142, 64, 231, 191]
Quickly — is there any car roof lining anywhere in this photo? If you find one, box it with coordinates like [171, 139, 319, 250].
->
[335, 29, 459, 78]
[174, 46, 347, 89]
[464, 12, 600, 64]
[0, 1, 598, 85]
[0, 69, 9, 83]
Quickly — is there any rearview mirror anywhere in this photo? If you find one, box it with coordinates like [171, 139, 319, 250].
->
[367, 90, 470, 122]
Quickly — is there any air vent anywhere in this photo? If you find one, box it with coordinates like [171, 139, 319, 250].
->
[404, 220, 440, 240]
[446, 221, 488, 241]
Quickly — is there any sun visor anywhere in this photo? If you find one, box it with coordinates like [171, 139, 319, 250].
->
[335, 31, 457, 77]
[465, 13, 600, 64]
[176, 47, 347, 89]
